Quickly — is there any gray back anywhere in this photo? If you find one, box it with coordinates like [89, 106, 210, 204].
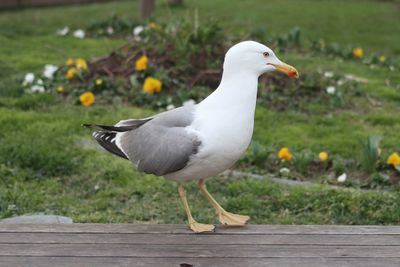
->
[120, 104, 200, 176]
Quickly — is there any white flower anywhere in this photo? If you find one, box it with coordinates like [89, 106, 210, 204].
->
[73, 29, 85, 39]
[23, 73, 35, 85]
[337, 173, 347, 183]
[326, 86, 336, 95]
[94, 184, 100, 190]
[31, 84, 45, 93]
[324, 71, 334, 78]
[106, 26, 114, 35]
[56, 26, 69, 36]
[183, 99, 196, 106]
[37, 79, 44, 85]
[133, 25, 144, 36]
[43, 64, 58, 79]
[166, 104, 175, 110]
[337, 79, 345, 86]
[279, 167, 290, 176]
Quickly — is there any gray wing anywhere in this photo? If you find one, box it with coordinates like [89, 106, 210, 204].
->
[83, 118, 152, 160]
[119, 103, 201, 176]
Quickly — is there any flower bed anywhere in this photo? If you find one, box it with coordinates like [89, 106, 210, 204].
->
[19, 16, 400, 188]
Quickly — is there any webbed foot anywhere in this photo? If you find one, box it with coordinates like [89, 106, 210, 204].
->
[218, 211, 250, 226]
[189, 221, 215, 233]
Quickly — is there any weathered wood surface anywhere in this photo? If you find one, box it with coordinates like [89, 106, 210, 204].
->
[1, 224, 399, 267]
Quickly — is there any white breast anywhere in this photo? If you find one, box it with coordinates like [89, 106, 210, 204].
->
[193, 104, 254, 162]
[165, 73, 259, 182]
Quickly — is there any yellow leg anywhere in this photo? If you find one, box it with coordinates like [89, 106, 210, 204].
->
[178, 183, 215, 233]
[198, 179, 250, 226]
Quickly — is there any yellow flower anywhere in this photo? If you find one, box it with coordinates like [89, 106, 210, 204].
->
[75, 58, 88, 70]
[135, 55, 149, 71]
[148, 22, 157, 29]
[353, 47, 363, 58]
[387, 152, 400, 166]
[143, 77, 162, 94]
[79, 91, 95, 107]
[278, 147, 292, 161]
[56, 85, 64, 93]
[379, 55, 386, 63]
[66, 67, 77, 79]
[66, 58, 75, 66]
[319, 151, 328, 161]
[95, 79, 103, 86]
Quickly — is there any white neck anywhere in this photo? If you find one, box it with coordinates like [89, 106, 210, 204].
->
[191, 70, 260, 169]
[199, 71, 259, 109]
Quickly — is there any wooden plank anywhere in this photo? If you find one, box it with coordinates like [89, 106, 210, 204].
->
[1, 243, 400, 258]
[1, 224, 400, 235]
[1, 232, 400, 246]
[0, 224, 399, 266]
[1, 256, 399, 267]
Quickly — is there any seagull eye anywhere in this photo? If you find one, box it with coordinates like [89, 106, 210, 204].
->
[263, 52, 270, 57]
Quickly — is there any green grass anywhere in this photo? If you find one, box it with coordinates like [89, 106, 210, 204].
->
[1, 102, 399, 224]
[183, 0, 400, 54]
[1, 0, 399, 76]
[254, 109, 398, 159]
[0, 0, 400, 224]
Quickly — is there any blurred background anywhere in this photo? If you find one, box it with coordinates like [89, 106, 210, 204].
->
[0, 0, 399, 225]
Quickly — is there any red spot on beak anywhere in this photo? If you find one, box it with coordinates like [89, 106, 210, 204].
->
[288, 70, 297, 78]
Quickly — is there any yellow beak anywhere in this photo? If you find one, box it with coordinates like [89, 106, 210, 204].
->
[269, 62, 299, 78]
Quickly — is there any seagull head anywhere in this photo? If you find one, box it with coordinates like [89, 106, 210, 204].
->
[223, 40, 299, 78]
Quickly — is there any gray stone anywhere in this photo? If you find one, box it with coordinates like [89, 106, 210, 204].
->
[0, 213, 73, 224]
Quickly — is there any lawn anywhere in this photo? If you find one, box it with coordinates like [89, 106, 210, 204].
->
[0, 0, 399, 225]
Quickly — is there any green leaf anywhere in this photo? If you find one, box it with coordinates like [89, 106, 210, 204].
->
[359, 135, 381, 173]
[129, 74, 139, 88]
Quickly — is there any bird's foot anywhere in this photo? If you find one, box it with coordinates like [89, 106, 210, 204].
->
[218, 211, 250, 226]
[189, 220, 215, 233]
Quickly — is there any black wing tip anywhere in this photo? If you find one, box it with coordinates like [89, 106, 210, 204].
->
[82, 118, 152, 132]
[93, 131, 129, 160]
[81, 123, 136, 132]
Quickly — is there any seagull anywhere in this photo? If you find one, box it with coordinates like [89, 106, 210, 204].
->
[84, 41, 298, 233]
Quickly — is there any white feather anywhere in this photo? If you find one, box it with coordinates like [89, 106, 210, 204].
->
[115, 132, 129, 159]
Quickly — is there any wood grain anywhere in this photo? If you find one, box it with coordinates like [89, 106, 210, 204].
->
[0, 224, 399, 267]
[0, 233, 399, 245]
[1, 257, 399, 267]
[1, 223, 400, 234]
[2, 243, 400, 257]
